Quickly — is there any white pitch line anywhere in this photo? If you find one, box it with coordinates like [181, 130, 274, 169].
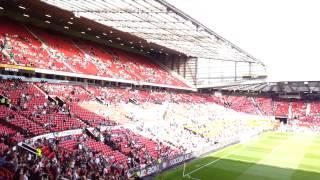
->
[184, 147, 243, 177]
[183, 135, 263, 178]
[184, 174, 201, 180]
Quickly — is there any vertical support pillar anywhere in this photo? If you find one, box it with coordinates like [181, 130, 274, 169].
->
[234, 62, 237, 81]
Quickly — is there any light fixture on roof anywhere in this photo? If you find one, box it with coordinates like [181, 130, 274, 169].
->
[161, 48, 164, 51]
[108, 40, 112, 43]
[45, 14, 51, 18]
[131, 46, 134, 49]
[23, 14, 30, 17]
[19, 5, 26, 10]
[70, 17, 74, 20]
[116, 37, 121, 40]
[159, 51, 162, 53]
[150, 48, 154, 51]
[120, 43, 124, 46]
[140, 49, 144, 52]
[68, 21, 73, 25]
[96, 36, 100, 39]
[45, 20, 50, 24]
[102, 33, 107, 36]
[165, 53, 169, 56]
[0, 6, 4, 10]
[147, 51, 150, 53]
[129, 41, 133, 44]
[140, 45, 144, 48]
[87, 28, 91, 31]
[110, 30, 113, 34]
[64, 26, 69, 29]
[81, 31, 85, 34]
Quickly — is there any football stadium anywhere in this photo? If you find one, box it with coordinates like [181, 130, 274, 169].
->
[0, 0, 319, 179]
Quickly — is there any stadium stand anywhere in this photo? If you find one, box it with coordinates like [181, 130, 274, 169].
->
[291, 101, 307, 117]
[0, 18, 69, 71]
[274, 100, 290, 116]
[0, 17, 188, 88]
[2, 79, 320, 179]
[310, 101, 320, 115]
[254, 97, 274, 116]
[220, 95, 259, 114]
[0, 79, 278, 179]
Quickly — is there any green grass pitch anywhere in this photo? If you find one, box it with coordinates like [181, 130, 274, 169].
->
[156, 132, 320, 180]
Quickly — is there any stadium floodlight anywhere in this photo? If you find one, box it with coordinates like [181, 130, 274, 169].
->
[64, 26, 69, 29]
[45, 20, 50, 24]
[0, 6, 4, 10]
[96, 36, 100, 39]
[45, 14, 51, 18]
[68, 21, 73, 24]
[81, 31, 86, 34]
[23, 13, 29, 17]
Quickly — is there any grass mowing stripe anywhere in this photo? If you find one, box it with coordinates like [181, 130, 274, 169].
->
[292, 134, 320, 179]
[239, 134, 315, 180]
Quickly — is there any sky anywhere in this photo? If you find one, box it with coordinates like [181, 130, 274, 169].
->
[168, 0, 320, 81]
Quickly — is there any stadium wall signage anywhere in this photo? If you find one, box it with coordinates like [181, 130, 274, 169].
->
[0, 63, 35, 73]
[127, 153, 194, 178]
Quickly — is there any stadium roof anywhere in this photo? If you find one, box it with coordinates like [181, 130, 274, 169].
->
[39, 0, 265, 65]
[200, 81, 320, 94]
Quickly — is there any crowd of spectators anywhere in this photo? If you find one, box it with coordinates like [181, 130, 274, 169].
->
[0, 21, 69, 71]
[0, 133, 134, 179]
[126, 102, 275, 153]
[3, 79, 320, 179]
